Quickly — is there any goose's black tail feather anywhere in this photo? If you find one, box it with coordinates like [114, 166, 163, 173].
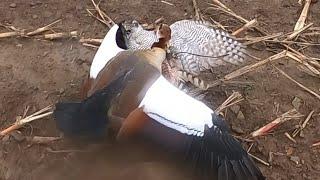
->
[53, 71, 132, 138]
[185, 113, 265, 180]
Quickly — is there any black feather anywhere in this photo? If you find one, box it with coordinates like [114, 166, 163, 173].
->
[184, 113, 265, 180]
[140, 112, 265, 180]
[116, 22, 129, 50]
[53, 70, 132, 138]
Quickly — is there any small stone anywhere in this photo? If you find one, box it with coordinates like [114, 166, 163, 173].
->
[286, 147, 294, 156]
[237, 111, 245, 120]
[292, 97, 302, 110]
[16, 44, 23, 48]
[230, 105, 240, 114]
[43, 51, 49, 57]
[32, 14, 38, 19]
[2, 135, 10, 142]
[59, 88, 65, 94]
[290, 156, 300, 165]
[268, 152, 273, 164]
[231, 124, 244, 134]
[10, 131, 25, 142]
[9, 3, 17, 8]
[30, 2, 37, 6]
[76, 58, 85, 65]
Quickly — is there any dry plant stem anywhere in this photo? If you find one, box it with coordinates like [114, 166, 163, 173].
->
[286, 52, 320, 76]
[79, 38, 103, 45]
[224, 51, 286, 81]
[248, 153, 270, 166]
[192, 0, 201, 20]
[247, 143, 254, 153]
[294, 0, 312, 31]
[284, 44, 320, 70]
[287, 23, 313, 40]
[27, 19, 62, 36]
[215, 92, 243, 113]
[86, 9, 110, 27]
[292, 110, 314, 137]
[312, 141, 320, 147]
[46, 147, 89, 153]
[207, 51, 287, 88]
[27, 136, 61, 144]
[22, 106, 30, 118]
[154, 17, 165, 25]
[303, 32, 320, 36]
[44, 31, 78, 40]
[242, 33, 283, 45]
[90, 0, 114, 27]
[82, 43, 99, 49]
[251, 109, 303, 137]
[0, 31, 21, 38]
[284, 132, 297, 143]
[302, 110, 315, 128]
[161, 1, 174, 6]
[232, 19, 257, 36]
[210, 0, 267, 35]
[209, 17, 227, 31]
[275, 66, 320, 100]
[0, 106, 53, 136]
[266, 39, 320, 46]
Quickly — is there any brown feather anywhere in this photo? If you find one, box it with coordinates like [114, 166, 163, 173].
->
[117, 107, 150, 141]
[79, 75, 93, 99]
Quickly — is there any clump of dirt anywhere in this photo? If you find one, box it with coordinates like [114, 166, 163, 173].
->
[0, 0, 319, 180]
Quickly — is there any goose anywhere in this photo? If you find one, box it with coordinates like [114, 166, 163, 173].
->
[54, 24, 264, 180]
[122, 19, 248, 91]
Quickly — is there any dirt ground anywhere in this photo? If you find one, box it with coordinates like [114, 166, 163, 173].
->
[0, 0, 319, 180]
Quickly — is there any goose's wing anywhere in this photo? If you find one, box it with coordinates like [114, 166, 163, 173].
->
[117, 76, 264, 180]
[169, 20, 247, 75]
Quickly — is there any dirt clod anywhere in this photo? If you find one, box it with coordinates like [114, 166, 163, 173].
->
[9, 3, 17, 8]
[230, 104, 240, 114]
[236, 111, 245, 120]
[10, 131, 25, 142]
[292, 97, 302, 110]
[290, 156, 300, 165]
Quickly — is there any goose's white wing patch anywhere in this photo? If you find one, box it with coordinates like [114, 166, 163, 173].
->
[139, 76, 213, 136]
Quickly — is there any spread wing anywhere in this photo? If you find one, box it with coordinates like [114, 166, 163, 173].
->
[117, 76, 264, 180]
[118, 110, 264, 180]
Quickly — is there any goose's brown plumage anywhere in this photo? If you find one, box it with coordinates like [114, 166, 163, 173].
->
[91, 48, 166, 119]
[53, 24, 264, 180]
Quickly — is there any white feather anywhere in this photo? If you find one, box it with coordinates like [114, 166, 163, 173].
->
[89, 24, 125, 78]
[139, 76, 213, 136]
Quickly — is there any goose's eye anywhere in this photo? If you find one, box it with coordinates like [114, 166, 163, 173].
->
[126, 30, 131, 35]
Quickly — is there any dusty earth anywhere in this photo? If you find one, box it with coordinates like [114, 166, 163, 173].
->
[0, 0, 320, 180]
